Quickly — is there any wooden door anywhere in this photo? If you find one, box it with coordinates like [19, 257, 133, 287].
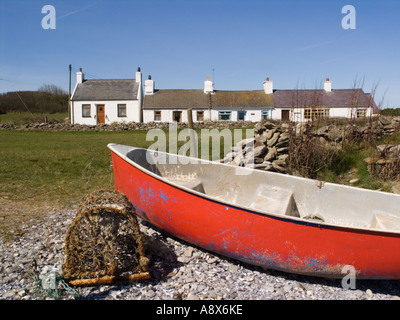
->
[97, 105, 105, 124]
[281, 110, 290, 121]
[173, 111, 182, 123]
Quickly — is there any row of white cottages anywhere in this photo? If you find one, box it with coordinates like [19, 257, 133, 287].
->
[70, 68, 379, 125]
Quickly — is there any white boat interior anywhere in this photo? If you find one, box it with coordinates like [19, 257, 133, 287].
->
[110, 144, 400, 233]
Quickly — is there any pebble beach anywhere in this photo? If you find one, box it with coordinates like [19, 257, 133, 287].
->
[1, 208, 400, 301]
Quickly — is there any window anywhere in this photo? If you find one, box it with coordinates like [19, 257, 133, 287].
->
[173, 111, 182, 123]
[304, 108, 329, 120]
[304, 109, 311, 120]
[238, 111, 246, 121]
[82, 104, 91, 117]
[118, 104, 127, 117]
[218, 111, 232, 121]
[197, 111, 204, 121]
[357, 109, 367, 118]
[154, 111, 161, 121]
[261, 110, 270, 120]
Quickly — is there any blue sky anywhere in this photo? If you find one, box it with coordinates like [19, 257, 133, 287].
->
[1, 0, 399, 108]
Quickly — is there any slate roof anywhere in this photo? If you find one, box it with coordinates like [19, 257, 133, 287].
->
[71, 79, 139, 101]
[143, 89, 274, 109]
[211, 90, 274, 108]
[72, 79, 377, 111]
[272, 89, 372, 108]
[143, 90, 209, 109]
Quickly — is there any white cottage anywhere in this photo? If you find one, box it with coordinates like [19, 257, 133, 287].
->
[70, 68, 143, 125]
[271, 79, 378, 122]
[71, 67, 379, 125]
[143, 75, 378, 123]
[142, 76, 275, 123]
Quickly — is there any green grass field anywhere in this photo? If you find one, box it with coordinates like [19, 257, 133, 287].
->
[0, 128, 249, 240]
[0, 112, 68, 124]
[0, 130, 152, 200]
[0, 130, 153, 240]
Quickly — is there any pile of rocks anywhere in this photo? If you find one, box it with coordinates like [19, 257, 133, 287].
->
[313, 116, 400, 143]
[221, 116, 400, 175]
[379, 116, 400, 135]
[221, 121, 290, 173]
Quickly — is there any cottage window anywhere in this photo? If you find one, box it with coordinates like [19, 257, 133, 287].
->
[304, 109, 311, 120]
[197, 111, 204, 121]
[82, 104, 91, 117]
[357, 109, 367, 118]
[118, 104, 127, 117]
[238, 111, 246, 121]
[304, 108, 329, 120]
[261, 110, 270, 120]
[218, 111, 232, 121]
[173, 111, 182, 123]
[154, 111, 161, 121]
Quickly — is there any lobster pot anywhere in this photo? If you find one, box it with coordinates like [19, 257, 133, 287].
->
[366, 157, 400, 181]
[63, 190, 149, 286]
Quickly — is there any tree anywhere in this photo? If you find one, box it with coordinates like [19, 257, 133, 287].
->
[38, 84, 67, 95]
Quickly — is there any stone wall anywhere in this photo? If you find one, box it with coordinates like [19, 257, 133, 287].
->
[221, 121, 290, 173]
[222, 116, 400, 174]
[0, 120, 255, 132]
[313, 116, 400, 142]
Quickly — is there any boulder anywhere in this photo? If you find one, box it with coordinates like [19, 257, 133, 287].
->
[244, 157, 264, 166]
[254, 122, 266, 134]
[272, 162, 287, 173]
[244, 145, 268, 164]
[267, 132, 281, 147]
[272, 155, 288, 167]
[264, 147, 277, 162]
[253, 162, 273, 171]
[263, 128, 277, 140]
[380, 116, 392, 126]
[327, 127, 343, 142]
[237, 137, 255, 149]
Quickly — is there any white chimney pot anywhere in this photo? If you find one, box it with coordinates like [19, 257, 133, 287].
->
[145, 75, 155, 95]
[76, 68, 83, 84]
[324, 78, 332, 92]
[204, 76, 214, 93]
[136, 67, 142, 83]
[263, 77, 273, 94]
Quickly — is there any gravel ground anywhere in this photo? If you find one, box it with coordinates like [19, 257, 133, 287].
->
[1, 207, 400, 301]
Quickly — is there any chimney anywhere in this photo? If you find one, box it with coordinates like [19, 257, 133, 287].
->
[77, 68, 83, 84]
[204, 75, 214, 94]
[324, 78, 332, 92]
[263, 77, 273, 94]
[136, 67, 142, 83]
[145, 75, 155, 95]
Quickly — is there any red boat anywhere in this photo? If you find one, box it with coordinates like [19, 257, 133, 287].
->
[108, 144, 400, 279]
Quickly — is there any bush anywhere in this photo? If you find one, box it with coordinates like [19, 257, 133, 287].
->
[381, 108, 400, 116]
[0, 86, 68, 114]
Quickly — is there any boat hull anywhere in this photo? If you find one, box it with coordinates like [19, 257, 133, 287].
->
[110, 147, 400, 279]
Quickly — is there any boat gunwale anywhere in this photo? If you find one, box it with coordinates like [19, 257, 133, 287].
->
[108, 143, 400, 237]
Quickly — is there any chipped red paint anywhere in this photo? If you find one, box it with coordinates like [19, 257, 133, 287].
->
[110, 150, 400, 279]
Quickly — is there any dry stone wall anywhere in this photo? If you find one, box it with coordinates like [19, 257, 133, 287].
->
[0, 120, 255, 132]
[221, 121, 290, 173]
[222, 116, 400, 174]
